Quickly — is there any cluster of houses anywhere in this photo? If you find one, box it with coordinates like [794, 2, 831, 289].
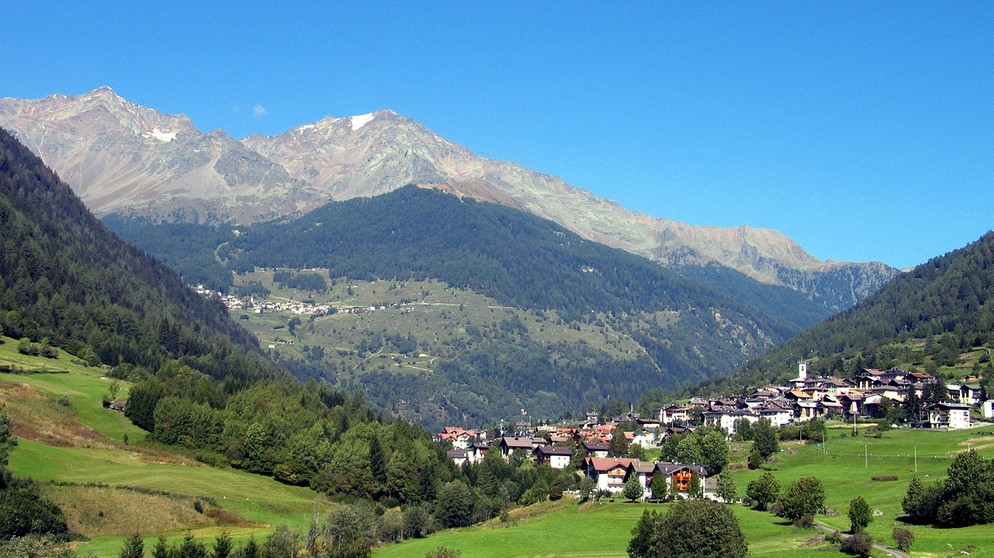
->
[437, 363, 990, 501]
[674, 362, 990, 433]
[439, 426, 712, 501]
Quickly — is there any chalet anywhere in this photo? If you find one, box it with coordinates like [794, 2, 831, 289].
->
[983, 400, 994, 420]
[582, 440, 610, 458]
[704, 408, 758, 436]
[446, 448, 468, 467]
[498, 436, 535, 460]
[624, 460, 658, 500]
[630, 428, 657, 448]
[757, 402, 794, 427]
[533, 445, 573, 470]
[948, 383, 984, 406]
[929, 402, 973, 430]
[795, 400, 820, 422]
[467, 443, 490, 465]
[438, 426, 478, 448]
[648, 462, 712, 500]
[664, 425, 692, 438]
[585, 457, 632, 493]
[657, 404, 693, 425]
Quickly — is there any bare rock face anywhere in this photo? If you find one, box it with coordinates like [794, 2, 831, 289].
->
[0, 87, 315, 223]
[0, 88, 898, 307]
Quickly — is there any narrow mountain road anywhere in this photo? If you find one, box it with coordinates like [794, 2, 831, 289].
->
[813, 522, 910, 558]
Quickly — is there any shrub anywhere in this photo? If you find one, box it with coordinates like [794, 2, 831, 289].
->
[840, 532, 873, 557]
[892, 527, 914, 552]
[793, 514, 814, 529]
[870, 475, 898, 482]
[424, 548, 461, 558]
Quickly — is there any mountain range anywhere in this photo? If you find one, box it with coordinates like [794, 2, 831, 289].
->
[0, 87, 898, 313]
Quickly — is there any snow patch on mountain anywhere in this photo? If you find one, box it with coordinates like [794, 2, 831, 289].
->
[351, 113, 374, 131]
[150, 128, 176, 142]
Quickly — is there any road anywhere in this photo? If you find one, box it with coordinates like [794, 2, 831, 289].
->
[813, 522, 910, 558]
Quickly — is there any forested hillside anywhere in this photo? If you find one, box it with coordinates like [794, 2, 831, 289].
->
[0, 128, 275, 382]
[696, 230, 994, 394]
[106, 185, 841, 425]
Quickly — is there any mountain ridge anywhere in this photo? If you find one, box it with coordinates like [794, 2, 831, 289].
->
[0, 87, 898, 311]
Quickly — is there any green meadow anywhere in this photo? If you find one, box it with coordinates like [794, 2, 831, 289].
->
[0, 336, 331, 555]
[375, 427, 994, 558]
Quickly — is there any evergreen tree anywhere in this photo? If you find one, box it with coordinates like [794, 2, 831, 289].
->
[178, 533, 207, 558]
[152, 535, 171, 558]
[435, 481, 474, 528]
[901, 476, 943, 524]
[751, 418, 779, 460]
[688, 471, 702, 499]
[119, 533, 144, 558]
[649, 469, 667, 500]
[623, 476, 645, 502]
[609, 426, 629, 457]
[213, 531, 233, 558]
[848, 496, 872, 533]
[0, 413, 15, 469]
[368, 434, 387, 494]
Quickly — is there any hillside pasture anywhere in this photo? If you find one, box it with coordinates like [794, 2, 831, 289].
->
[0, 336, 332, 556]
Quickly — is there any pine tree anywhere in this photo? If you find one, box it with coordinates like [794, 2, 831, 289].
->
[119, 533, 144, 558]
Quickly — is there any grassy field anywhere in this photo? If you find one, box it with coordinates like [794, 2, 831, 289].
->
[0, 335, 333, 556]
[374, 426, 994, 558]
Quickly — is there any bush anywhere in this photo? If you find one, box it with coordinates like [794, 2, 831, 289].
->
[793, 514, 814, 529]
[424, 547, 461, 558]
[892, 527, 914, 552]
[870, 475, 898, 482]
[839, 531, 873, 557]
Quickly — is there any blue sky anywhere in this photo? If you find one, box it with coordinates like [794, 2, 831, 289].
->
[4, 2, 992, 269]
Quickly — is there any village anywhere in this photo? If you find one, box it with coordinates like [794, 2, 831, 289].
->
[437, 362, 992, 501]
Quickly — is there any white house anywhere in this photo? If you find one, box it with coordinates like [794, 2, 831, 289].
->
[585, 457, 632, 493]
[929, 402, 973, 430]
[533, 446, 572, 470]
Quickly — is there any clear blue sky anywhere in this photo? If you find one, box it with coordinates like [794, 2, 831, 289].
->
[4, 2, 992, 269]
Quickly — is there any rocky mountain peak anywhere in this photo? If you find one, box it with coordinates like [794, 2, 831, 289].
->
[0, 88, 899, 307]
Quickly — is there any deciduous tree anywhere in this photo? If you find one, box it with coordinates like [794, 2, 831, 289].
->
[746, 472, 780, 511]
[628, 499, 747, 558]
[778, 476, 825, 522]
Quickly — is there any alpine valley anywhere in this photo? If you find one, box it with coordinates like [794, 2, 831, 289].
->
[0, 88, 901, 427]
